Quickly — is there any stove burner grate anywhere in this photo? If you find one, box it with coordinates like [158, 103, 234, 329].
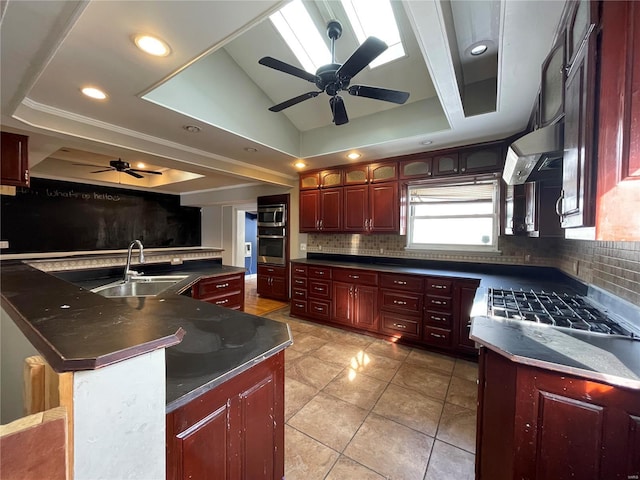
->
[488, 288, 637, 339]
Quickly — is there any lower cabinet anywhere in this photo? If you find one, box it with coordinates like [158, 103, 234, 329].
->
[166, 351, 285, 480]
[192, 273, 245, 311]
[476, 347, 640, 480]
[257, 264, 288, 301]
[331, 269, 379, 332]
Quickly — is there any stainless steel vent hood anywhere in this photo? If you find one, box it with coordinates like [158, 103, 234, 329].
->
[503, 122, 564, 185]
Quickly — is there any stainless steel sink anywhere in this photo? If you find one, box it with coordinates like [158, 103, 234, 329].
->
[91, 275, 189, 297]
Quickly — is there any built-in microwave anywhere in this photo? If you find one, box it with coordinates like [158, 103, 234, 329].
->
[257, 204, 286, 227]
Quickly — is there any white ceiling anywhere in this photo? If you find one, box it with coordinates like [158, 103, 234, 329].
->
[0, 0, 565, 200]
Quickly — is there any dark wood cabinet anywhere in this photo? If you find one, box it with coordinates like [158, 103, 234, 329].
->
[331, 269, 379, 332]
[559, 0, 598, 228]
[1, 132, 29, 187]
[192, 273, 245, 310]
[400, 157, 433, 179]
[595, 0, 640, 240]
[379, 273, 424, 341]
[343, 185, 368, 232]
[524, 182, 563, 237]
[299, 188, 342, 232]
[454, 282, 479, 353]
[257, 265, 287, 301]
[166, 351, 285, 480]
[343, 182, 398, 233]
[476, 347, 640, 480]
[458, 146, 503, 175]
[433, 153, 459, 176]
[299, 169, 342, 190]
[540, 33, 566, 127]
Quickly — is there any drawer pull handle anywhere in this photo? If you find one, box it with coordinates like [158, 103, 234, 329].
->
[295, 269, 304, 273]
[295, 303, 304, 308]
[215, 299, 229, 305]
[432, 316, 445, 322]
[393, 300, 407, 305]
[216, 283, 229, 288]
[314, 306, 324, 311]
[316, 271, 325, 275]
[430, 333, 445, 339]
[431, 300, 445, 305]
[295, 280, 304, 284]
[349, 275, 360, 279]
[295, 291, 304, 296]
[267, 269, 274, 272]
[394, 280, 407, 285]
[313, 287, 324, 291]
[432, 284, 445, 289]
[393, 323, 407, 329]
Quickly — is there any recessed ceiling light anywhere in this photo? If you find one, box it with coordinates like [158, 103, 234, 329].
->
[244, 147, 258, 153]
[470, 43, 488, 56]
[421, 140, 433, 146]
[81, 87, 107, 100]
[134, 35, 171, 57]
[294, 161, 306, 168]
[347, 152, 361, 160]
[183, 125, 201, 133]
[136, 162, 146, 169]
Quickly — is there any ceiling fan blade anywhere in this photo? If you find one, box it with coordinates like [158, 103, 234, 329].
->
[330, 95, 349, 125]
[348, 85, 410, 104]
[130, 169, 163, 175]
[269, 91, 321, 112]
[90, 168, 114, 173]
[124, 170, 144, 179]
[337, 37, 388, 80]
[259, 56, 318, 84]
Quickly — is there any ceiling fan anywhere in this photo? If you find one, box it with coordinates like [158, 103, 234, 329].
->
[259, 20, 410, 125]
[73, 159, 162, 179]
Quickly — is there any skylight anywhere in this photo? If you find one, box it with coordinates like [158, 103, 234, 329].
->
[269, 0, 331, 73]
[341, 0, 406, 68]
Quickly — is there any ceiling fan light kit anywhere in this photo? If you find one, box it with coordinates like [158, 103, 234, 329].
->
[259, 20, 410, 126]
[73, 159, 162, 179]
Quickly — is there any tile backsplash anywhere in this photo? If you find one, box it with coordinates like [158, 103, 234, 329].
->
[306, 234, 640, 306]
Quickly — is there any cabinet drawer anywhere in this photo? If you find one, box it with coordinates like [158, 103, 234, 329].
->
[308, 279, 331, 299]
[292, 276, 307, 289]
[332, 269, 378, 286]
[290, 299, 307, 316]
[380, 311, 421, 339]
[258, 264, 286, 278]
[196, 274, 243, 297]
[380, 273, 423, 292]
[426, 294, 453, 312]
[201, 290, 243, 309]
[381, 291, 423, 314]
[309, 300, 331, 321]
[424, 310, 452, 328]
[292, 288, 307, 300]
[423, 326, 452, 347]
[292, 265, 307, 277]
[308, 266, 331, 279]
[425, 278, 453, 295]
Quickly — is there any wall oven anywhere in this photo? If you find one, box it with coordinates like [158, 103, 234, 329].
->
[257, 226, 286, 265]
[257, 204, 286, 227]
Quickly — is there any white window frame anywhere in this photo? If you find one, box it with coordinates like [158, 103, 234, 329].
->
[405, 178, 501, 253]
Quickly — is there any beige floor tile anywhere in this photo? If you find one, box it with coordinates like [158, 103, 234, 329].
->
[436, 403, 477, 454]
[325, 456, 386, 480]
[452, 359, 479, 381]
[404, 349, 455, 374]
[285, 348, 304, 364]
[323, 369, 387, 410]
[286, 319, 317, 333]
[288, 333, 328, 353]
[425, 440, 475, 480]
[445, 376, 478, 410]
[391, 362, 451, 400]
[285, 425, 339, 480]
[365, 339, 412, 361]
[286, 355, 344, 390]
[344, 413, 433, 480]
[351, 351, 402, 383]
[311, 342, 370, 368]
[288, 392, 368, 452]
[285, 377, 318, 421]
[373, 383, 444, 436]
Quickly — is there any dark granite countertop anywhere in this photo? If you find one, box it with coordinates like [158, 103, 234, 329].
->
[1, 261, 293, 412]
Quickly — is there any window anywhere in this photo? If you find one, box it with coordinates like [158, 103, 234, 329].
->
[406, 180, 500, 251]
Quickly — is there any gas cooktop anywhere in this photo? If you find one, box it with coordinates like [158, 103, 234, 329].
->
[488, 288, 639, 340]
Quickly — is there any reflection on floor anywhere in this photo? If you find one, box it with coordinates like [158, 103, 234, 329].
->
[264, 306, 478, 480]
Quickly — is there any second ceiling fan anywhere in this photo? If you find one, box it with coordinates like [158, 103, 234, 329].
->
[259, 20, 410, 125]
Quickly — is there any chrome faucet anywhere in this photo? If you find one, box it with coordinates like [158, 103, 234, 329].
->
[124, 240, 145, 281]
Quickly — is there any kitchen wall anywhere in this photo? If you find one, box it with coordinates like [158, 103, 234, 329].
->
[306, 233, 640, 307]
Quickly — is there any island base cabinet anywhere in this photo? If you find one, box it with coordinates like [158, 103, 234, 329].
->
[166, 351, 284, 480]
[477, 348, 640, 480]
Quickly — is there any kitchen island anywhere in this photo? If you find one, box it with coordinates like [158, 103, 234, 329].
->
[0, 260, 292, 480]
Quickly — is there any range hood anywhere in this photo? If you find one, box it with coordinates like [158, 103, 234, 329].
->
[503, 122, 564, 185]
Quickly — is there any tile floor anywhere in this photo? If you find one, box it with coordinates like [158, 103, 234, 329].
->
[265, 307, 478, 480]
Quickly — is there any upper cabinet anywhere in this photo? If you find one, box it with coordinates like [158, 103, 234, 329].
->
[299, 169, 342, 190]
[458, 146, 504, 174]
[595, 0, 640, 240]
[343, 162, 397, 185]
[1, 132, 29, 187]
[400, 157, 433, 179]
[540, 32, 566, 127]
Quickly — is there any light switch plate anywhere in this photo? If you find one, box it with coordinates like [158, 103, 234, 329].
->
[0, 241, 9, 249]
[300, 243, 307, 251]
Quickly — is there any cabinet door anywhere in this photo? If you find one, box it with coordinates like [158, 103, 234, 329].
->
[560, 3, 597, 228]
[1, 132, 29, 187]
[459, 146, 503, 174]
[299, 172, 320, 190]
[540, 34, 566, 127]
[319, 169, 342, 188]
[331, 282, 352, 325]
[433, 153, 459, 176]
[369, 162, 398, 183]
[353, 285, 378, 332]
[369, 182, 398, 232]
[343, 185, 368, 231]
[456, 284, 478, 352]
[319, 188, 342, 231]
[524, 182, 537, 233]
[343, 165, 369, 185]
[400, 158, 433, 179]
[299, 190, 319, 232]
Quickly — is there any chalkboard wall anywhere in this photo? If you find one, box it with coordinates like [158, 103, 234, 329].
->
[1, 178, 201, 254]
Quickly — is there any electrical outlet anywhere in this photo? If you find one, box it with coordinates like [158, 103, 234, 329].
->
[0, 240, 8, 249]
[170, 257, 183, 265]
[300, 243, 307, 251]
[318, 245, 322, 251]
[380, 248, 384, 254]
